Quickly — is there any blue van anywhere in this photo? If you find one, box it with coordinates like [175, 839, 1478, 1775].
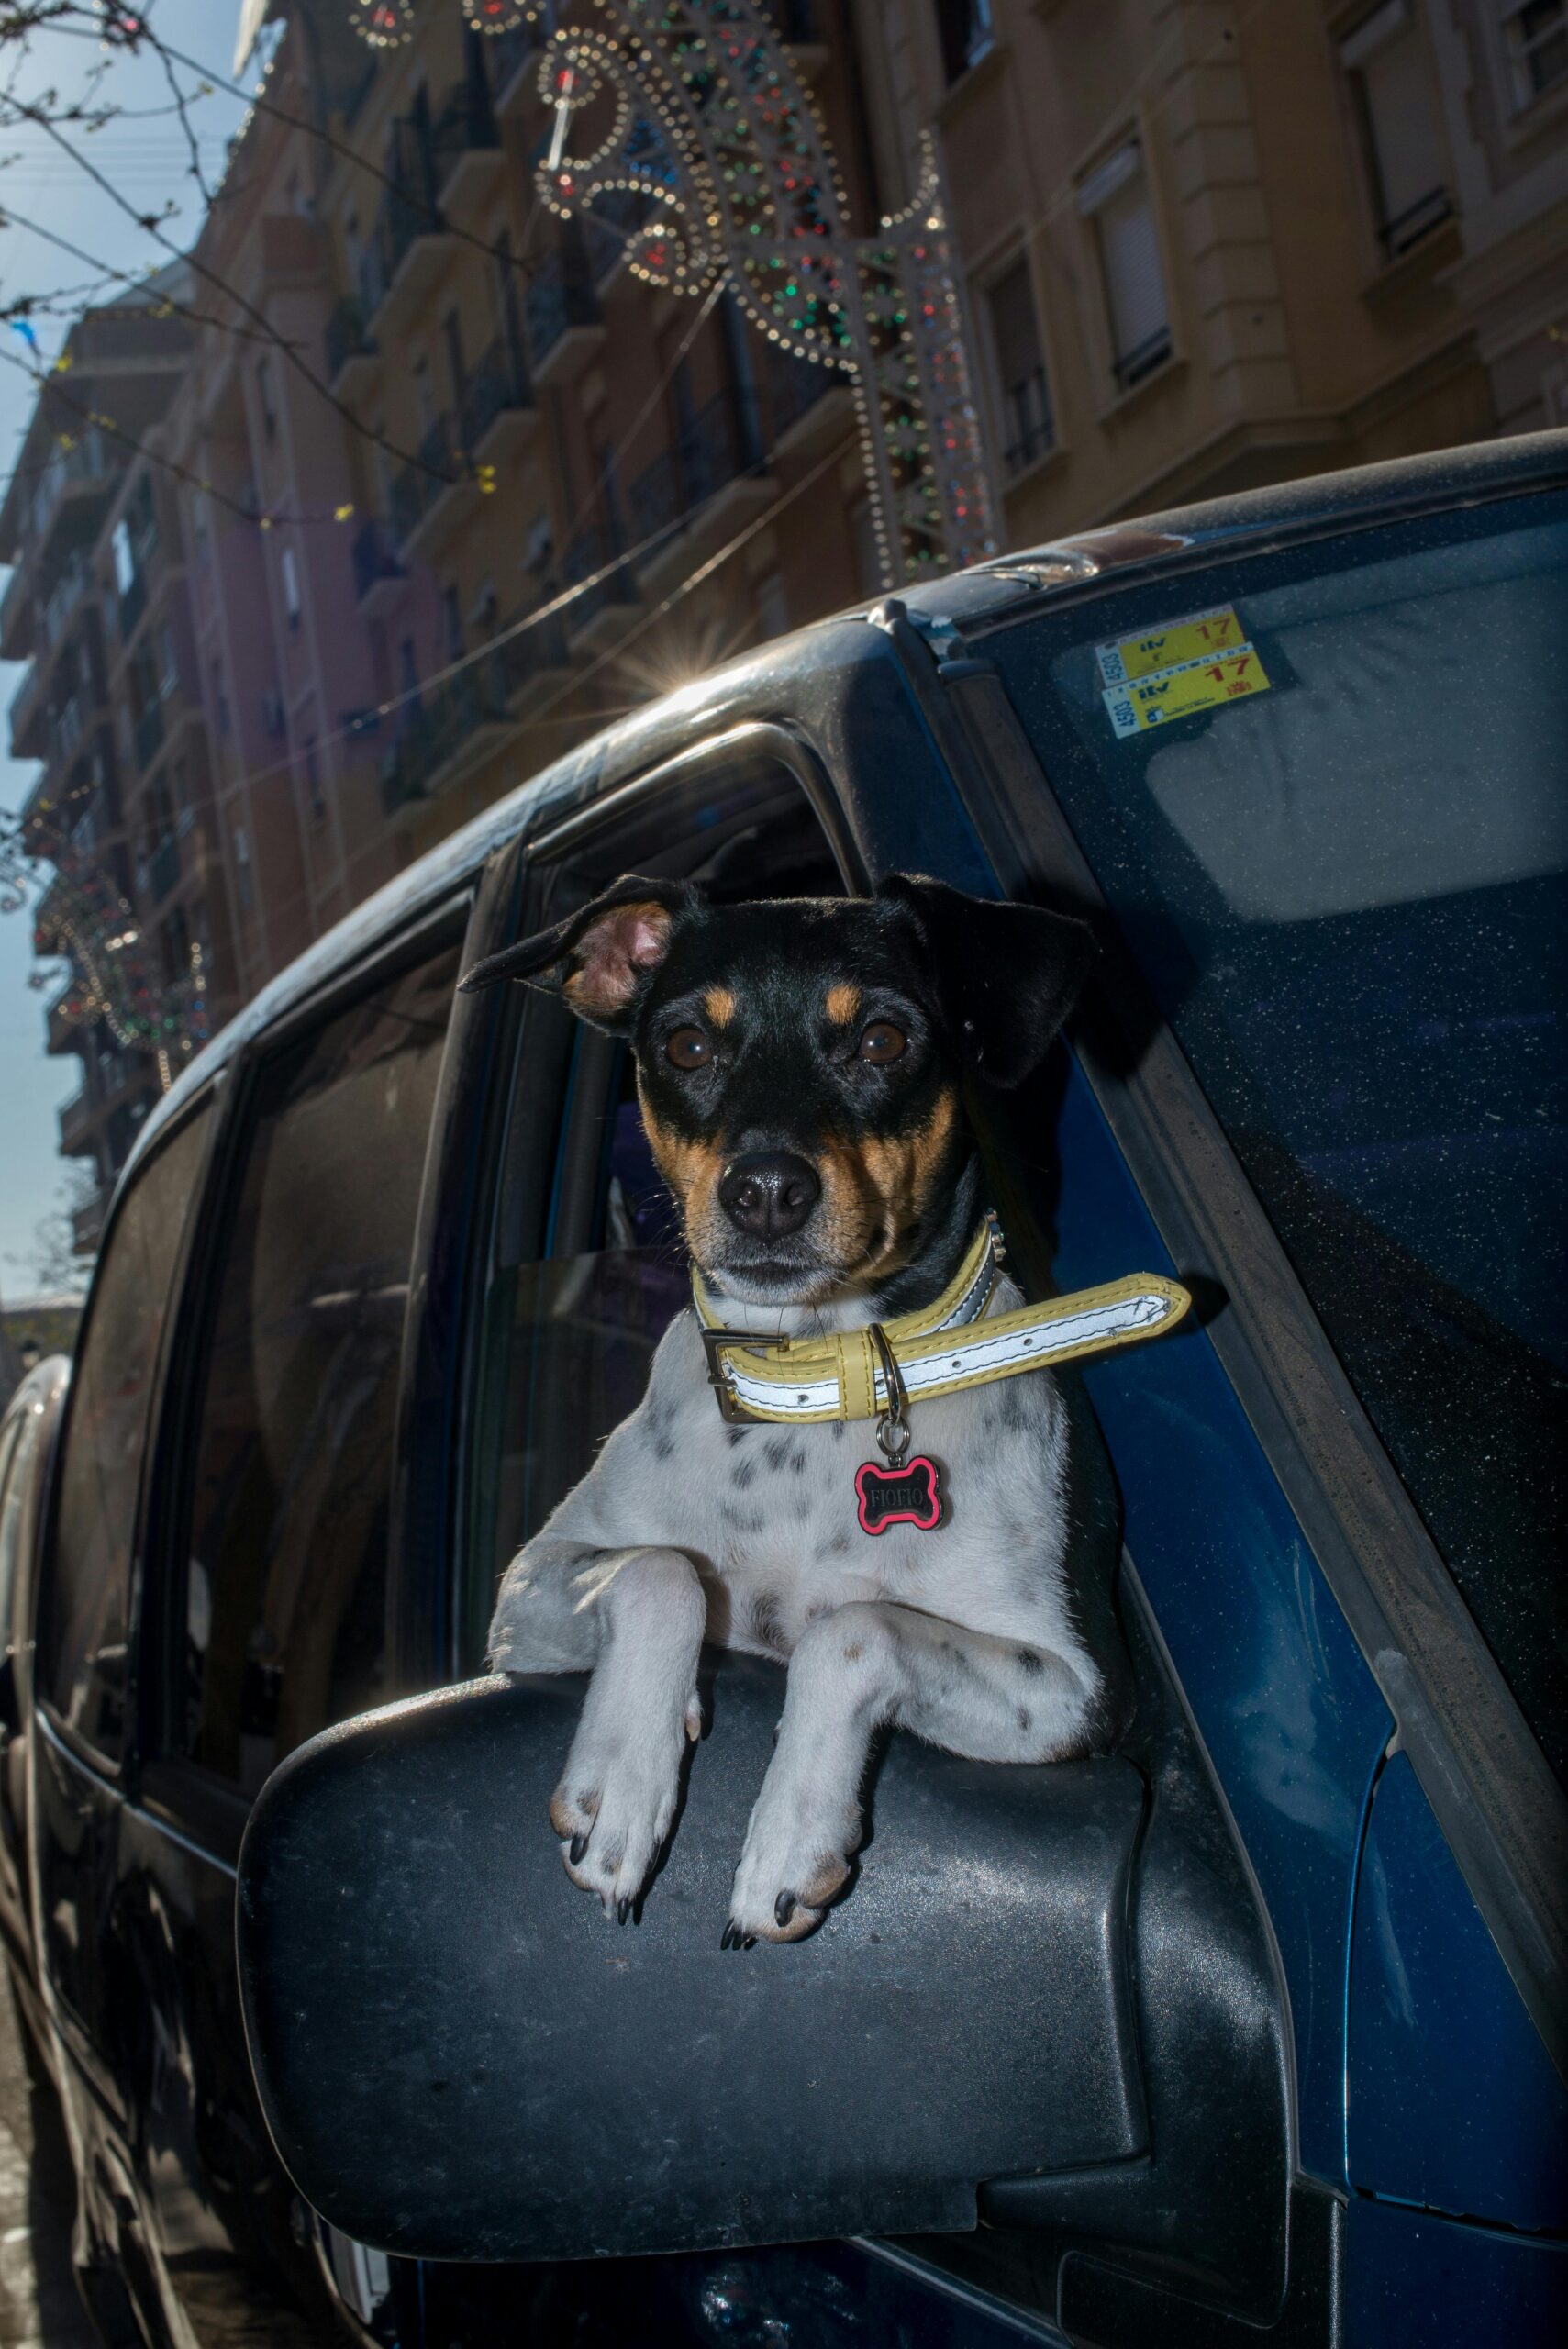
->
[6, 430, 1565, 2346]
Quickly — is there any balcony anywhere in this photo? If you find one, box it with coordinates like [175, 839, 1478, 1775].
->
[490, 20, 548, 116]
[352, 518, 406, 615]
[365, 120, 459, 340]
[24, 429, 121, 566]
[628, 389, 773, 581]
[431, 78, 503, 218]
[379, 654, 513, 821]
[496, 602, 572, 708]
[7, 660, 47, 761]
[59, 1088, 94, 1154]
[460, 338, 537, 468]
[562, 521, 639, 653]
[117, 565, 149, 644]
[390, 417, 467, 562]
[72, 1192, 107, 1256]
[326, 295, 379, 401]
[524, 245, 604, 388]
[0, 562, 31, 662]
[768, 346, 851, 455]
[134, 697, 165, 772]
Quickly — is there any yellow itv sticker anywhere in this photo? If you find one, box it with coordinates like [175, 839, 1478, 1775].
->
[1096, 604, 1246, 685]
[1102, 641, 1272, 739]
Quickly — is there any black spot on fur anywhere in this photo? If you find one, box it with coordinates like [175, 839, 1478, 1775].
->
[828, 1532, 851, 1555]
[1017, 1647, 1043, 1675]
[651, 1433, 675, 1463]
[733, 1457, 756, 1490]
[726, 1425, 749, 1448]
[732, 1509, 765, 1535]
[1017, 1708, 1032, 1735]
[764, 1435, 791, 1473]
[832, 1421, 846, 1442]
[790, 1445, 807, 1475]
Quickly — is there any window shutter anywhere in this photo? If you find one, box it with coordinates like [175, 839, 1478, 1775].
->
[986, 259, 1053, 472]
[1083, 146, 1171, 387]
[1340, 4, 1450, 251]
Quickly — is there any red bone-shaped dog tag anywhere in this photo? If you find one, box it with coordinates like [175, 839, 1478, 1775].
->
[854, 1454, 945, 1536]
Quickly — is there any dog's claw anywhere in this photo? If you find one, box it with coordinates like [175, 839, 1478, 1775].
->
[569, 1831, 589, 1865]
[617, 1897, 631, 1926]
[719, 1921, 735, 1950]
[774, 1891, 797, 1928]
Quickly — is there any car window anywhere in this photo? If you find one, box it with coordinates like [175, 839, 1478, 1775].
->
[462, 779, 845, 1664]
[986, 492, 1568, 1784]
[41, 1109, 211, 1761]
[172, 945, 459, 1798]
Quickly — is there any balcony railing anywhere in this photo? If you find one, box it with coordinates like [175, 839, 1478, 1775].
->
[27, 428, 119, 550]
[562, 519, 637, 633]
[628, 388, 764, 547]
[41, 550, 95, 651]
[524, 244, 600, 373]
[380, 654, 509, 818]
[59, 1088, 93, 1153]
[460, 338, 533, 450]
[390, 416, 460, 547]
[326, 294, 376, 382]
[352, 518, 406, 603]
[430, 77, 499, 190]
[133, 697, 165, 771]
[770, 347, 837, 439]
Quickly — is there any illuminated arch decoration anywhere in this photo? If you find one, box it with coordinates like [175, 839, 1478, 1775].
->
[353, 0, 997, 584]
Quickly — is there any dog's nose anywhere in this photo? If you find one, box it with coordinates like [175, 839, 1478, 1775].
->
[717, 1151, 821, 1241]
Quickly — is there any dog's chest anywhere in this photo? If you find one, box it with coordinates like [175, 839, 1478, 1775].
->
[618, 1311, 1072, 1653]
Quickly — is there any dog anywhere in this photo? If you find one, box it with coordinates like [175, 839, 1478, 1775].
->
[459, 871, 1135, 1944]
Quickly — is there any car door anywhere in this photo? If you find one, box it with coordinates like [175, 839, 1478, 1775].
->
[0, 1355, 70, 2007]
[115, 912, 468, 2345]
[29, 1100, 215, 2332]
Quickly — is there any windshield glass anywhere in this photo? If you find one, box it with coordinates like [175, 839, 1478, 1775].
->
[986, 491, 1568, 1787]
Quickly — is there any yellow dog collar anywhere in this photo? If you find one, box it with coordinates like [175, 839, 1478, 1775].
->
[692, 1221, 1191, 1427]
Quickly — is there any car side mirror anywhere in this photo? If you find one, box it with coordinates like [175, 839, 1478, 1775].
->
[238, 1655, 1146, 2262]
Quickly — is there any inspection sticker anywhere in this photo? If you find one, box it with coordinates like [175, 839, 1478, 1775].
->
[1101, 640, 1271, 739]
[1095, 604, 1246, 685]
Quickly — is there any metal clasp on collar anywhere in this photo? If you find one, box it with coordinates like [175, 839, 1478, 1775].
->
[699, 1326, 764, 1425]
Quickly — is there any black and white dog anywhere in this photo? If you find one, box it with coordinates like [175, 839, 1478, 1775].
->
[460, 872, 1134, 1944]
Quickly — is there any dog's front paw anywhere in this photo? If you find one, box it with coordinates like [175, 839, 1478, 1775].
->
[724, 1795, 857, 1946]
[550, 1674, 702, 1922]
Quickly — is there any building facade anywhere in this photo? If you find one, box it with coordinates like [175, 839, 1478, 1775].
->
[5, 0, 1564, 1242]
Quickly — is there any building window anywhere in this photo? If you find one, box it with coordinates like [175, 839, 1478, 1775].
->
[211, 659, 231, 739]
[258, 358, 278, 443]
[1502, 0, 1567, 107]
[985, 257, 1053, 475]
[933, 0, 994, 84]
[1079, 141, 1173, 393]
[305, 736, 324, 823]
[156, 625, 178, 700]
[1340, 1, 1452, 259]
[233, 823, 253, 914]
[281, 543, 302, 630]
[111, 517, 136, 596]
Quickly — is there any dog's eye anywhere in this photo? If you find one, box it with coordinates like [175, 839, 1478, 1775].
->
[858, 1020, 906, 1065]
[665, 1026, 711, 1070]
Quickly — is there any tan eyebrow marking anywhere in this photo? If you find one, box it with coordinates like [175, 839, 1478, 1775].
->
[825, 984, 862, 1025]
[703, 986, 737, 1026]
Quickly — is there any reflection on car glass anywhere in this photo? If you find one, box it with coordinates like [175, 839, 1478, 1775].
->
[989, 495, 1568, 1786]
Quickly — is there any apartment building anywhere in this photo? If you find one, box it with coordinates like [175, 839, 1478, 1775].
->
[0, 282, 233, 1249]
[855, 0, 1567, 539]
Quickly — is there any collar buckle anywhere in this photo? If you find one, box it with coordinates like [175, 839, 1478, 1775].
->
[698, 1326, 761, 1425]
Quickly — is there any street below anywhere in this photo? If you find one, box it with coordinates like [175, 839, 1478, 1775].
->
[0, 1995, 95, 2347]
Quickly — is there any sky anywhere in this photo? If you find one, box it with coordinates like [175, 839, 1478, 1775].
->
[0, 2, 253, 1297]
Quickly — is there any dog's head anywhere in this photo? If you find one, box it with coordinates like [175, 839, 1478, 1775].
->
[460, 874, 1091, 1305]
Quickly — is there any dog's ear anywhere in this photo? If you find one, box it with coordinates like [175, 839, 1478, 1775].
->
[880, 873, 1095, 1088]
[459, 874, 703, 1033]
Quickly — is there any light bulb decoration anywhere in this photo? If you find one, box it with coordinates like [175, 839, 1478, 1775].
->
[462, 0, 532, 28]
[345, 0, 995, 584]
[350, 0, 417, 47]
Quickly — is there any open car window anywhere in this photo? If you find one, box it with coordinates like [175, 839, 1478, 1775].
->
[985, 491, 1568, 1786]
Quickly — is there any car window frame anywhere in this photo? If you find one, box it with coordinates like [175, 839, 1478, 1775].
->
[877, 524, 1568, 2084]
[441, 719, 868, 1682]
[134, 894, 475, 1867]
[36, 1088, 223, 1787]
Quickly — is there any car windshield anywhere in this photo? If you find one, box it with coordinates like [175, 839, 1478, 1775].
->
[985, 490, 1568, 1786]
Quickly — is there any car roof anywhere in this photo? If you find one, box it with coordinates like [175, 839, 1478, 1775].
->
[123, 425, 1568, 1187]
